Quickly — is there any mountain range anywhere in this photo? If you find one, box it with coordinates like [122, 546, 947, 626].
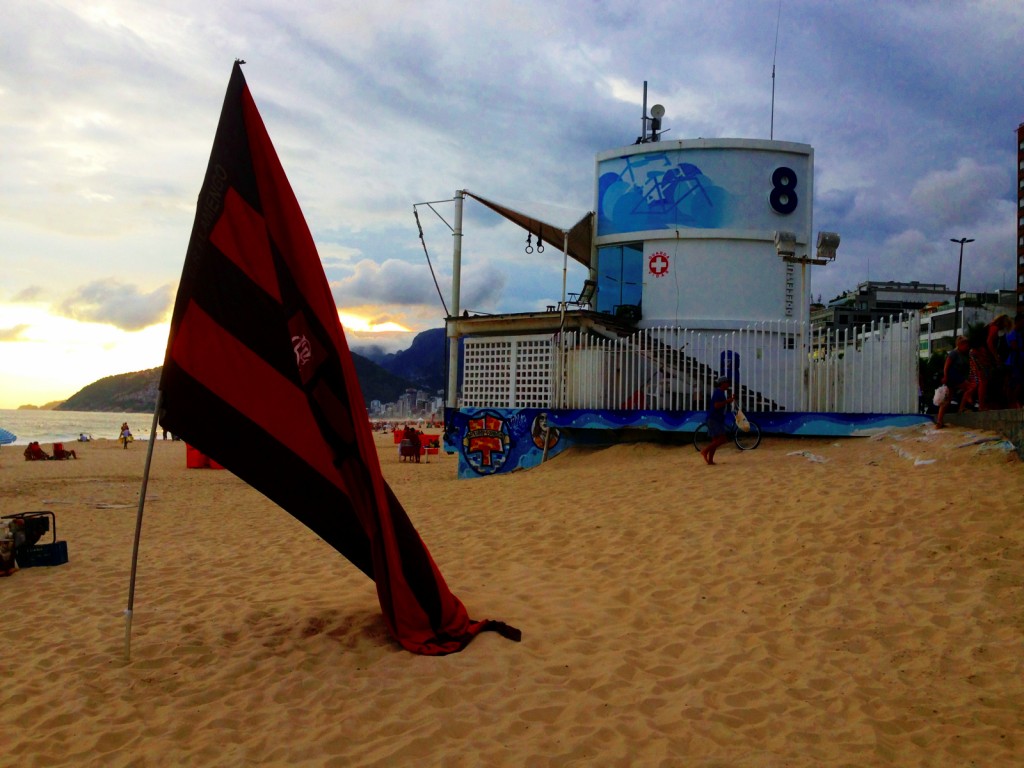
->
[52, 329, 446, 413]
[355, 327, 448, 394]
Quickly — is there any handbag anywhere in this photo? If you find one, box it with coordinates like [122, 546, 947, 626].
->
[734, 409, 751, 432]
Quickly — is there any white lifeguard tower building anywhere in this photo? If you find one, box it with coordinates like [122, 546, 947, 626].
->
[428, 100, 922, 477]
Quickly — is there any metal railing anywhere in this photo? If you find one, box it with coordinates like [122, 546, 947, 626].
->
[460, 312, 920, 414]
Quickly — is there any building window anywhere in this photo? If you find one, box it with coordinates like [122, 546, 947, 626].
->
[595, 243, 643, 314]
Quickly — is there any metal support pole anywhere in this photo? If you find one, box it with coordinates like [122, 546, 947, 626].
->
[446, 191, 464, 409]
[800, 261, 807, 411]
[951, 237, 973, 338]
[124, 389, 163, 662]
[558, 230, 569, 409]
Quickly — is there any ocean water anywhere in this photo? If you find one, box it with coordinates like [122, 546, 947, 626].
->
[0, 409, 157, 446]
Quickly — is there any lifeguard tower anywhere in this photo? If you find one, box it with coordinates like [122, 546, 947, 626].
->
[430, 97, 924, 478]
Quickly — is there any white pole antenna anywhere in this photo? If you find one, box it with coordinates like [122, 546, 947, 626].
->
[771, 0, 782, 140]
[641, 81, 648, 142]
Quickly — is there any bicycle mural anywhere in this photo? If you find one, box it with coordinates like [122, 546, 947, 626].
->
[597, 151, 728, 235]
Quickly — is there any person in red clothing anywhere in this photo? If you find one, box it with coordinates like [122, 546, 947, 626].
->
[985, 314, 1012, 408]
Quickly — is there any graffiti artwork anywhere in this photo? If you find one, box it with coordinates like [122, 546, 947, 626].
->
[461, 412, 512, 476]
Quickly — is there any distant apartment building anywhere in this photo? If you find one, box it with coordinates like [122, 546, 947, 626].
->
[1018, 121, 1024, 313]
[812, 281, 1017, 358]
[811, 281, 955, 336]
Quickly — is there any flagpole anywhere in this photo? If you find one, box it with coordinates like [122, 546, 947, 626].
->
[124, 389, 163, 662]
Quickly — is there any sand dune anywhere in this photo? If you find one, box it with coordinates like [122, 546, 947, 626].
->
[1, 425, 1021, 766]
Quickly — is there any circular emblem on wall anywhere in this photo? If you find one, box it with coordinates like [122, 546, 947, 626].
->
[461, 412, 512, 476]
[649, 251, 669, 277]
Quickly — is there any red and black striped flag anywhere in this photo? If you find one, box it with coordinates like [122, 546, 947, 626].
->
[159, 61, 519, 655]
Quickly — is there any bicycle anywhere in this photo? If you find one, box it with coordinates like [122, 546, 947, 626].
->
[692, 410, 762, 452]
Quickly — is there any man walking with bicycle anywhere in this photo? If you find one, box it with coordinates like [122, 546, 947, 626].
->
[700, 376, 735, 466]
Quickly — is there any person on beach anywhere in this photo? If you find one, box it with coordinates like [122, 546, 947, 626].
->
[410, 429, 422, 463]
[985, 314, 1012, 408]
[700, 376, 735, 465]
[968, 341, 997, 411]
[1005, 313, 1024, 408]
[120, 422, 132, 449]
[935, 336, 972, 428]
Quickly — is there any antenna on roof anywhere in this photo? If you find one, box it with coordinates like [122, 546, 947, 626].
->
[770, 0, 782, 139]
[638, 81, 649, 143]
[637, 81, 665, 144]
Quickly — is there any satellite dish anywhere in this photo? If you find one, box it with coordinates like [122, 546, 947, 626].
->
[650, 104, 665, 119]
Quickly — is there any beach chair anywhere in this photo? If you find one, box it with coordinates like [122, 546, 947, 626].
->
[562, 279, 596, 310]
[399, 439, 418, 462]
[23, 442, 49, 461]
[51, 442, 77, 460]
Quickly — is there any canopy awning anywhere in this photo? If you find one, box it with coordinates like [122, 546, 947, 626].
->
[464, 190, 593, 269]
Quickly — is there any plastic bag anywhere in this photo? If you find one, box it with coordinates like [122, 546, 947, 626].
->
[932, 385, 949, 406]
[735, 409, 751, 432]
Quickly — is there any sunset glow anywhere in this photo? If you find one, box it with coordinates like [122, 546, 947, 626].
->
[338, 312, 411, 334]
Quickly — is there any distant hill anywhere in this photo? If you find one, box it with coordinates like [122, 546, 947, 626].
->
[55, 352, 418, 413]
[357, 328, 447, 393]
[57, 369, 161, 412]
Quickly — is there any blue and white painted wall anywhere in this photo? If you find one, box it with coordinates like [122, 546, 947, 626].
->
[447, 407, 931, 479]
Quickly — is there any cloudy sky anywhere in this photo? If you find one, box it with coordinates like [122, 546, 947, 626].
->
[1, 0, 1022, 408]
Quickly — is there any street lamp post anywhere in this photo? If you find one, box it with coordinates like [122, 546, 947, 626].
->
[950, 237, 974, 337]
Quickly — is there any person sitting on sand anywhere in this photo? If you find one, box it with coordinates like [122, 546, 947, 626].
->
[936, 336, 973, 428]
[23, 442, 50, 461]
[700, 376, 735, 466]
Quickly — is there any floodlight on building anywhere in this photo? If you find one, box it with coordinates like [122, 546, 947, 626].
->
[774, 230, 797, 258]
[815, 231, 840, 264]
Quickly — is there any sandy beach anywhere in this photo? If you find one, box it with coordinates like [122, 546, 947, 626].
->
[1, 426, 1022, 766]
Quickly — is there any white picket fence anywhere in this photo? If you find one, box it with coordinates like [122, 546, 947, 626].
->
[460, 313, 920, 414]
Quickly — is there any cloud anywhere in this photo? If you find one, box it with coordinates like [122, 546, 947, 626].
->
[908, 158, 1011, 232]
[57, 280, 174, 331]
[2, 0, 1022, 351]
[0, 324, 31, 342]
[11, 286, 45, 302]
[330, 258, 507, 314]
[331, 259, 443, 308]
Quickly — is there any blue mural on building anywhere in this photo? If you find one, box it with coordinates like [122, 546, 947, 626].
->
[447, 408, 571, 479]
[446, 407, 931, 479]
[597, 151, 729, 235]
